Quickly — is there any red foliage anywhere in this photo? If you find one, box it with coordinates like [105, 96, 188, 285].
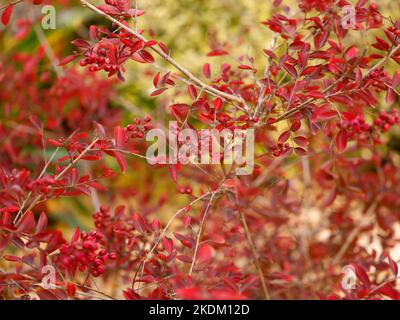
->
[1, 0, 400, 300]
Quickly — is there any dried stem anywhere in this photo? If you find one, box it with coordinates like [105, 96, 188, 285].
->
[189, 190, 218, 275]
[79, 0, 246, 106]
[238, 207, 270, 300]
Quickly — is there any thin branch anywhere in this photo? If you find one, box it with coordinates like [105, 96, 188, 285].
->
[0, 0, 23, 11]
[189, 190, 218, 275]
[79, 0, 245, 106]
[238, 206, 270, 300]
[13, 138, 99, 226]
[332, 196, 382, 264]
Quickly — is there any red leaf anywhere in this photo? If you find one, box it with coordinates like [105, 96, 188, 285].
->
[17, 211, 36, 233]
[176, 287, 203, 300]
[278, 130, 290, 144]
[386, 88, 397, 105]
[214, 97, 223, 111]
[207, 49, 228, 57]
[132, 213, 145, 232]
[153, 72, 160, 87]
[312, 105, 337, 122]
[282, 63, 298, 78]
[71, 227, 80, 245]
[294, 147, 307, 156]
[35, 212, 48, 234]
[353, 264, 371, 287]
[115, 152, 127, 173]
[67, 283, 76, 297]
[3, 255, 20, 262]
[197, 244, 213, 264]
[335, 130, 348, 153]
[157, 41, 170, 55]
[293, 136, 309, 147]
[97, 4, 120, 15]
[1, 4, 14, 26]
[58, 55, 78, 66]
[114, 126, 125, 148]
[188, 84, 197, 99]
[203, 63, 211, 78]
[162, 238, 174, 254]
[376, 283, 400, 299]
[168, 164, 178, 183]
[139, 50, 155, 63]
[150, 88, 168, 96]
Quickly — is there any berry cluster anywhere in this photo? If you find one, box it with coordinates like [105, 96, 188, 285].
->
[125, 115, 153, 139]
[373, 110, 400, 132]
[368, 67, 391, 91]
[55, 230, 117, 277]
[336, 110, 400, 145]
[271, 142, 292, 157]
[79, 41, 126, 78]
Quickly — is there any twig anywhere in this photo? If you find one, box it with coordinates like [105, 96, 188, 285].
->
[332, 196, 382, 264]
[189, 190, 218, 275]
[0, 0, 23, 11]
[13, 138, 99, 226]
[79, 0, 245, 106]
[238, 206, 270, 300]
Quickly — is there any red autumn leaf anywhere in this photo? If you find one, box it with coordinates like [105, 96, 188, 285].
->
[312, 105, 337, 122]
[127, 9, 145, 16]
[203, 63, 211, 78]
[3, 255, 20, 262]
[153, 72, 160, 87]
[197, 244, 213, 264]
[176, 287, 203, 300]
[188, 84, 197, 99]
[168, 164, 178, 183]
[115, 152, 127, 173]
[294, 147, 307, 156]
[157, 41, 170, 55]
[278, 130, 291, 144]
[35, 212, 48, 234]
[353, 264, 371, 287]
[214, 97, 223, 111]
[97, 4, 120, 15]
[67, 283, 76, 297]
[282, 63, 298, 78]
[58, 55, 79, 66]
[138, 50, 155, 63]
[1, 4, 14, 26]
[17, 211, 36, 233]
[335, 130, 348, 153]
[132, 213, 145, 232]
[207, 49, 228, 57]
[114, 126, 125, 148]
[150, 88, 168, 96]
[162, 238, 174, 254]
[238, 64, 253, 70]
[293, 136, 309, 147]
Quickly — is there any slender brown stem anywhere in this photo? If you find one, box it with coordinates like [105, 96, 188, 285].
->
[238, 208, 270, 299]
[332, 196, 382, 264]
[13, 138, 99, 226]
[79, 0, 245, 106]
[0, 0, 23, 11]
